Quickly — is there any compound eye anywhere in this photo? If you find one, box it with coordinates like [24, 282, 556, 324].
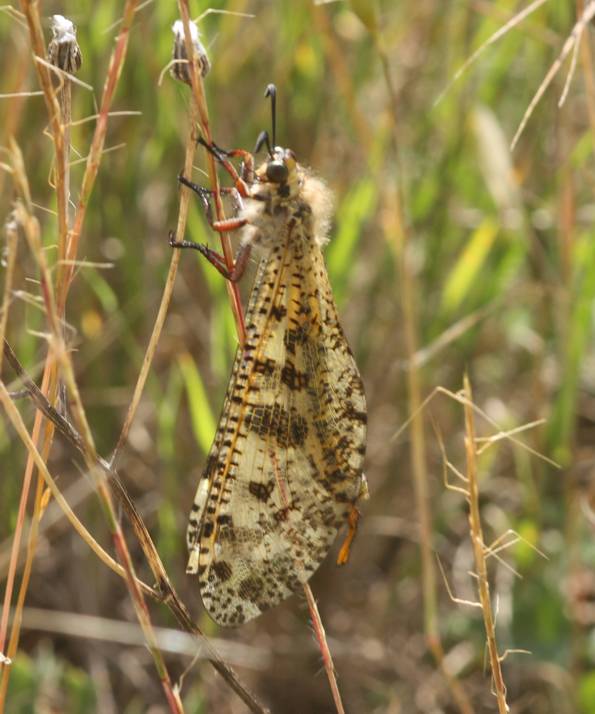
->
[266, 160, 289, 183]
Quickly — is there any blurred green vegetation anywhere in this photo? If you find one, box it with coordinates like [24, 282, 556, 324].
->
[1, 1, 595, 713]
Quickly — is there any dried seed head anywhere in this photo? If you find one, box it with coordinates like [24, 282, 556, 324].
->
[48, 15, 82, 74]
[171, 19, 210, 85]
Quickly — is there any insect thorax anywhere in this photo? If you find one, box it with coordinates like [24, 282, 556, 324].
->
[240, 193, 314, 253]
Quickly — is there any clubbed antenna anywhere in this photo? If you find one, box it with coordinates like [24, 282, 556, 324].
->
[264, 84, 277, 148]
[254, 130, 272, 156]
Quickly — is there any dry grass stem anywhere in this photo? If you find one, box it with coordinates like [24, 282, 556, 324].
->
[463, 375, 509, 713]
[315, 5, 473, 710]
[434, 0, 548, 107]
[58, 0, 141, 308]
[1, 340, 269, 713]
[394, 385, 560, 468]
[176, 1, 246, 342]
[304, 586, 346, 714]
[511, 0, 595, 149]
[19, 607, 270, 667]
[577, 0, 595, 140]
[0, 217, 18, 374]
[370, 23, 476, 714]
[110, 90, 196, 462]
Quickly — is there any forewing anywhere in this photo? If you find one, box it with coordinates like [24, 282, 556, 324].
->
[188, 228, 366, 626]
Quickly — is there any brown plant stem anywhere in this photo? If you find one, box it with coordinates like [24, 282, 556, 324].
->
[2, 339, 268, 714]
[176, 0, 246, 344]
[0, 220, 20, 666]
[463, 375, 508, 713]
[58, 0, 140, 310]
[3, 191, 184, 713]
[1, 0, 140, 690]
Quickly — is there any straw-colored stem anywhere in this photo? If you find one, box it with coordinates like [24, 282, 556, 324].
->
[31, 233, 184, 713]
[59, 78, 74, 236]
[0, 224, 21, 664]
[4, 26, 79, 696]
[177, 0, 246, 344]
[303, 586, 346, 714]
[1, 339, 268, 714]
[372, 29, 474, 714]
[0, 222, 17, 395]
[19, 0, 67, 247]
[58, 0, 141, 311]
[463, 375, 508, 713]
[110, 97, 199, 464]
[577, 0, 595, 143]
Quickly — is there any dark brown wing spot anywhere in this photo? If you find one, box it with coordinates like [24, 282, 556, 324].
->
[249, 480, 275, 502]
[238, 575, 264, 603]
[244, 403, 307, 447]
[281, 361, 309, 390]
[212, 561, 233, 582]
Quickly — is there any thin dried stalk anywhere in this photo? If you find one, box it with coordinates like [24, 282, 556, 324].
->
[110, 93, 197, 462]
[511, 0, 595, 150]
[304, 587, 346, 714]
[48, 14, 82, 229]
[2, 198, 184, 713]
[176, 1, 246, 343]
[577, 0, 595, 142]
[1, 0, 139, 688]
[463, 375, 509, 713]
[19, 0, 67, 244]
[314, 7, 473, 714]
[334, 7, 473, 712]
[0, 218, 18, 410]
[0, 219, 20, 664]
[58, 0, 141, 309]
[1, 340, 268, 714]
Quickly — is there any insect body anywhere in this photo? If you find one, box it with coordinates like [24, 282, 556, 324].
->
[172, 88, 367, 626]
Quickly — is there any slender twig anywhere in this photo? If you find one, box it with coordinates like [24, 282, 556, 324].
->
[511, 1, 595, 150]
[433, 0, 548, 107]
[58, 0, 141, 310]
[304, 587, 345, 714]
[0, 217, 17, 375]
[372, 20, 443, 708]
[577, 0, 595, 143]
[1, 339, 268, 714]
[318, 4, 474, 710]
[0, 217, 20, 664]
[1, 1, 141, 695]
[2, 194, 184, 713]
[110, 92, 196, 463]
[47, 14, 82, 229]
[463, 375, 509, 713]
[176, 1, 246, 343]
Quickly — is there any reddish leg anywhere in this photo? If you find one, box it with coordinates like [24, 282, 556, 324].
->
[336, 506, 361, 565]
[198, 138, 253, 196]
[178, 175, 244, 225]
[169, 231, 252, 283]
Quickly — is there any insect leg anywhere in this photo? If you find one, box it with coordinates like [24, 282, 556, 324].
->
[198, 137, 252, 196]
[169, 231, 252, 283]
[178, 174, 243, 224]
[336, 505, 361, 565]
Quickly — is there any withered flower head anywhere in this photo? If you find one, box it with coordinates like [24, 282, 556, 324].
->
[48, 15, 82, 74]
[171, 19, 210, 85]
